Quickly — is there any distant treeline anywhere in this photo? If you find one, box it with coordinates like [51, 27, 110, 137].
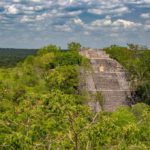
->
[0, 48, 38, 67]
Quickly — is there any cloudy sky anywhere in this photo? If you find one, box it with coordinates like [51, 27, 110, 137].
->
[0, 0, 150, 48]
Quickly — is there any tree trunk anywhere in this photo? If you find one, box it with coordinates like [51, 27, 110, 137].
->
[75, 134, 80, 150]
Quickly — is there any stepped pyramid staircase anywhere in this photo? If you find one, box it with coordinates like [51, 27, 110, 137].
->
[80, 49, 131, 112]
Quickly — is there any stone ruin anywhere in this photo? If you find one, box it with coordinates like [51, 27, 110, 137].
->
[80, 49, 131, 112]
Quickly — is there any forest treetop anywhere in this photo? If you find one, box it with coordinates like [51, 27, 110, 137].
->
[0, 42, 150, 149]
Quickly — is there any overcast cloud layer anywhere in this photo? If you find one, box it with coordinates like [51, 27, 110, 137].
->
[0, 0, 150, 48]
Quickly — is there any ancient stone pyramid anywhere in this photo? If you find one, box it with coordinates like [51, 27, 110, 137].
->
[80, 49, 131, 112]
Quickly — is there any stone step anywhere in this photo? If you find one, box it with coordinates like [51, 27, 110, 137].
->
[90, 59, 124, 72]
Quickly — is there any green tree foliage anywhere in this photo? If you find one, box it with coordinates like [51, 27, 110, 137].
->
[52, 51, 83, 67]
[68, 42, 81, 51]
[37, 45, 60, 56]
[45, 66, 78, 94]
[0, 44, 150, 149]
[104, 45, 150, 104]
[127, 43, 148, 51]
[127, 43, 139, 50]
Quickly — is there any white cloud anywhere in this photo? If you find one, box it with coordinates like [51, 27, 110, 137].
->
[88, 6, 130, 16]
[20, 16, 34, 23]
[6, 5, 19, 14]
[111, 7, 129, 14]
[74, 18, 84, 26]
[140, 13, 150, 18]
[30, 0, 42, 2]
[91, 16, 112, 27]
[49, 10, 82, 18]
[112, 19, 142, 29]
[67, 10, 82, 16]
[54, 24, 72, 32]
[84, 31, 90, 35]
[144, 24, 150, 30]
[36, 13, 50, 21]
[89, 18, 141, 31]
[91, 19, 112, 27]
[88, 9, 103, 15]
